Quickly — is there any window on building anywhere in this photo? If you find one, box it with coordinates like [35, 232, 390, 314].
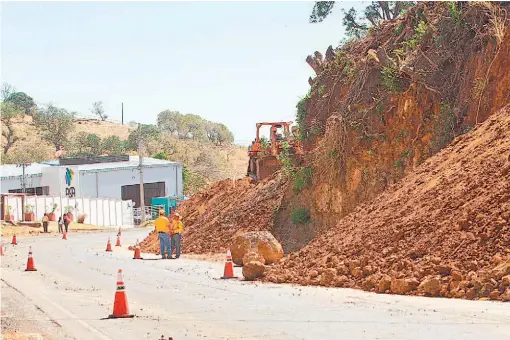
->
[8, 186, 49, 195]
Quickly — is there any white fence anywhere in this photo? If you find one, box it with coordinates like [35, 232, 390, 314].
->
[4, 195, 134, 227]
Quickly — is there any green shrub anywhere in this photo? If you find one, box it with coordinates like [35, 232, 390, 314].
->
[293, 165, 312, 193]
[381, 66, 401, 93]
[291, 207, 311, 224]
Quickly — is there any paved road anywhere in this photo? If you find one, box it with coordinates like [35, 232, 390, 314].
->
[1, 229, 509, 340]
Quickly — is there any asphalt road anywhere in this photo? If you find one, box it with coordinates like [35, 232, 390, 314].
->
[1, 229, 509, 340]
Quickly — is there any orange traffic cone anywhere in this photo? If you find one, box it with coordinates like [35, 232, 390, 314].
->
[106, 238, 113, 252]
[25, 246, 37, 271]
[62, 232, 67, 240]
[0, 243, 5, 256]
[115, 235, 121, 247]
[11, 234, 17, 245]
[133, 240, 142, 260]
[108, 269, 134, 319]
[117, 227, 122, 237]
[221, 249, 237, 279]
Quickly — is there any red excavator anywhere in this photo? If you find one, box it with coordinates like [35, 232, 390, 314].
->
[247, 121, 303, 181]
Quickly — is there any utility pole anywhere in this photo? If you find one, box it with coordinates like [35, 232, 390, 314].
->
[121, 102, 124, 125]
[16, 163, 29, 193]
[137, 124, 146, 223]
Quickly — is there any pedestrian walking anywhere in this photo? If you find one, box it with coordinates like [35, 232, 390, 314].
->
[42, 213, 49, 233]
[170, 213, 183, 259]
[154, 210, 171, 259]
[63, 213, 70, 233]
[58, 216, 64, 233]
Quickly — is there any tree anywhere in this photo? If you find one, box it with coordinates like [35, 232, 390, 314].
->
[6, 92, 36, 115]
[157, 110, 182, 133]
[179, 114, 207, 140]
[214, 123, 234, 145]
[309, 1, 335, 23]
[1, 102, 23, 154]
[125, 123, 161, 151]
[152, 151, 169, 160]
[102, 135, 125, 155]
[33, 104, 75, 148]
[91, 101, 107, 121]
[1, 82, 16, 101]
[310, 1, 415, 38]
[86, 133, 102, 155]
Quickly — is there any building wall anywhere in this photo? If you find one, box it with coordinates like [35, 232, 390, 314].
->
[1, 176, 43, 192]
[79, 164, 183, 200]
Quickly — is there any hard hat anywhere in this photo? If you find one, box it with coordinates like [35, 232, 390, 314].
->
[175, 213, 181, 218]
[159, 210, 165, 215]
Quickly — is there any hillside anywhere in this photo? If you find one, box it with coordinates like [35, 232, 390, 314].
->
[265, 104, 510, 301]
[282, 1, 510, 251]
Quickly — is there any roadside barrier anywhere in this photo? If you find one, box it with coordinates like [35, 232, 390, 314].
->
[108, 269, 134, 319]
[106, 237, 113, 252]
[221, 249, 237, 279]
[25, 246, 37, 271]
[133, 240, 143, 260]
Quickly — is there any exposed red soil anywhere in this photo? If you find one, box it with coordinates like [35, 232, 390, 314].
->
[139, 176, 285, 255]
[264, 105, 510, 301]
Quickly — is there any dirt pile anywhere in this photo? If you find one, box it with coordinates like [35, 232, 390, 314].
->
[264, 105, 510, 301]
[139, 176, 285, 254]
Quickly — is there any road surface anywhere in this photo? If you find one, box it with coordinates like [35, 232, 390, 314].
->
[1, 229, 509, 340]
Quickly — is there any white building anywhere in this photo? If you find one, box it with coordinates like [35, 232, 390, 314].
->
[1, 155, 183, 208]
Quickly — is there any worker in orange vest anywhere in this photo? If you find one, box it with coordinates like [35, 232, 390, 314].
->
[155, 210, 171, 259]
[170, 213, 183, 259]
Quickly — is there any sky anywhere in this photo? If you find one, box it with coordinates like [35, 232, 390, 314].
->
[1, 1, 366, 145]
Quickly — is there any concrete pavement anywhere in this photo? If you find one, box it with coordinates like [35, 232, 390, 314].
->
[1, 229, 509, 340]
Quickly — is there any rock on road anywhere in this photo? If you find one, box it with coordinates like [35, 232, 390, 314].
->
[1, 229, 509, 340]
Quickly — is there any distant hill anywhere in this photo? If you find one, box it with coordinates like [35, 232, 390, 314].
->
[1, 113, 248, 195]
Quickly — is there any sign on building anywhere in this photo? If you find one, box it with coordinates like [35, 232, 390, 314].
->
[41, 166, 81, 198]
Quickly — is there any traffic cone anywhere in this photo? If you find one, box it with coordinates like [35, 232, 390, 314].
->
[106, 238, 113, 252]
[11, 234, 17, 245]
[25, 246, 37, 271]
[115, 235, 121, 247]
[62, 232, 67, 240]
[0, 243, 5, 256]
[221, 249, 237, 279]
[108, 269, 134, 319]
[117, 227, 122, 237]
[133, 240, 142, 260]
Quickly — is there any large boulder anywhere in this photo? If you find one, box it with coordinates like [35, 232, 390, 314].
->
[243, 261, 265, 281]
[390, 278, 419, 295]
[230, 231, 283, 265]
[418, 276, 441, 296]
[243, 251, 266, 265]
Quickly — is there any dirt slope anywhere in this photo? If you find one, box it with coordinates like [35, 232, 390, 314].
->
[264, 105, 510, 301]
[139, 176, 285, 254]
[279, 2, 510, 250]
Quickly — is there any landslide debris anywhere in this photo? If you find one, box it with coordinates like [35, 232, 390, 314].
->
[264, 105, 510, 301]
[139, 176, 285, 255]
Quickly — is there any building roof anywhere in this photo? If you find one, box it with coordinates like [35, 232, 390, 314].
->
[0, 163, 51, 180]
[0, 156, 181, 179]
[77, 156, 181, 173]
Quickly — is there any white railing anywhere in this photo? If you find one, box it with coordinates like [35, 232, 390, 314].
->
[3, 194, 134, 227]
[132, 205, 165, 224]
